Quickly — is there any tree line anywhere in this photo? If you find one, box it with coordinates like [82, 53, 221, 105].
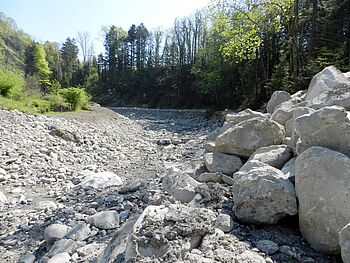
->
[1, 0, 350, 111]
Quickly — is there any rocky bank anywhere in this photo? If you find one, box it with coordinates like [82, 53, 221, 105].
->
[1, 65, 350, 263]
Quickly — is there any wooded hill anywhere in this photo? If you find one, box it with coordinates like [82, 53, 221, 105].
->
[1, 0, 350, 110]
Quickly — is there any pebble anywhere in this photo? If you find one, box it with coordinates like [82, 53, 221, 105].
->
[255, 240, 279, 255]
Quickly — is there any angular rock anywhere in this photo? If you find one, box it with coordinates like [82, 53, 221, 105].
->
[215, 214, 234, 233]
[125, 204, 216, 261]
[49, 126, 80, 142]
[225, 108, 268, 125]
[255, 240, 279, 255]
[215, 117, 285, 157]
[0, 191, 7, 210]
[248, 145, 292, 169]
[232, 161, 297, 224]
[281, 157, 296, 183]
[271, 99, 299, 126]
[307, 82, 350, 110]
[87, 211, 120, 230]
[162, 168, 201, 203]
[295, 106, 350, 156]
[305, 65, 350, 101]
[204, 152, 242, 175]
[197, 172, 223, 183]
[81, 171, 123, 190]
[44, 224, 69, 244]
[339, 223, 350, 263]
[35, 201, 58, 211]
[296, 146, 350, 253]
[18, 252, 35, 263]
[267, 91, 292, 114]
[47, 252, 71, 263]
[47, 238, 77, 257]
[64, 223, 91, 241]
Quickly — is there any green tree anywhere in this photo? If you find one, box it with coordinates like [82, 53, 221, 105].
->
[60, 38, 79, 87]
[33, 43, 51, 89]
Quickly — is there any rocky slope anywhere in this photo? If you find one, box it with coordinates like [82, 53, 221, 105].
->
[2, 65, 350, 263]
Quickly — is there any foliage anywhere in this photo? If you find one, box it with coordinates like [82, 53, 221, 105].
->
[59, 87, 91, 110]
[0, 68, 25, 100]
[33, 43, 52, 87]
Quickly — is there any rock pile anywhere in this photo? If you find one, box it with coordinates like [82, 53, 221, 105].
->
[3, 65, 350, 263]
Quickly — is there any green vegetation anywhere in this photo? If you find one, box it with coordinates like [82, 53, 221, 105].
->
[0, 12, 91, 114]
[1, 0, 350, 112]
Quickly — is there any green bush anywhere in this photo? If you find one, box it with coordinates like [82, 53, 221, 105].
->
[0, 68, 25, 100]
[59, 87, 91, 110]
[30, 99, 53, 113]
[44, 93, 68, 111]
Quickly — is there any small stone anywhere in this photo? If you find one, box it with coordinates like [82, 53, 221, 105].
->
[35, 201, 58, 211]
[214, 214, 234, 233]
[256, 240, 279, 255]
[64, 223, 91, 241]
[44, 224, 69, 244]
[87, 211, 120, 230]
[279, 245, 294, 256]
[18, 252, 35, 263]
[48, 252, 71, 263]
[0, 191, 7, 210]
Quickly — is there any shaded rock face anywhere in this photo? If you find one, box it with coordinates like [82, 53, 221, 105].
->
[339, 223, 350, 263]
[124, 204, 216, 262]
[248, 145, 292, 169]
[267, 91, 292, 114]
[162, 168, 201, 203]
[215, 117, 285, 157]
[296, 146, 350, 253]
[204, 152, 242, 175]
[295, 106, 350, 156]
[305, 65, 350, 101]
[232, 161, 297, 224]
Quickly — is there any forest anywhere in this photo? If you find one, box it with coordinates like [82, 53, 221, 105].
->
[0, 0, 350, 111]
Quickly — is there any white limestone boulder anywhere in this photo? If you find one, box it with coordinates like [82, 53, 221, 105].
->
[124, 204, 216, 261]
[248, 145, 292, 169]
[267, 91, 292, 114]
[215, 117, 285, 157]
[305, 65, 350, 101]
[295, 146, 350, 253]
[162, 168, 202, 203]
[204, 152, 242, 175]
[81, 171, 123, 190]
[294, 106, 350, 156]
[232, 161, 297, 224]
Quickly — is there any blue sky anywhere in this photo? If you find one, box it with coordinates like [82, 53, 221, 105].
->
[0, 0, 211, 55]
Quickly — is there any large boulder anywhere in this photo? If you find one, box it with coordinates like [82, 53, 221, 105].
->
[307, 82, 350, 110]
[162, 168, 202, 203]
[204, 152, 242, 175]
[248, 145, 292, 169]
[215, 117, 285, 157]
[295, 146, 350, 253]
[295, 106, 350, 156]
[124, 204, 216, 262]
[232, 161, 297, 224]
[267, 91, 292, 114]
[339, 223, 350, 263]
[305, 65, 350, 101]
[270, 99, 300, 126]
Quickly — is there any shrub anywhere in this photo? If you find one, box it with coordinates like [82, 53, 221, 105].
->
[0, 68, 25, 100]
[44, 93, 68, 111]
[30, 99, 53, 113]
[59, 87, 91, 110]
